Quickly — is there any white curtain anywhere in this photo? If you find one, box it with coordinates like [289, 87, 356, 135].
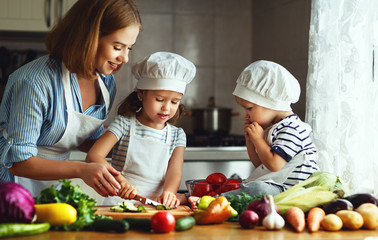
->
[306, 0, 378, 195]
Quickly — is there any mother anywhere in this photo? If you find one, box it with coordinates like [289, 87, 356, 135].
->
[0, 0, 142, 198]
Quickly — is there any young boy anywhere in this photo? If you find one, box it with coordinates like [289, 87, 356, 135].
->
[225, 60, 319, 197]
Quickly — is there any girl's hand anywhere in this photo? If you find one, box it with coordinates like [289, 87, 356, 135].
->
[81, 162, 121, 197]
[246, 122, 264, 143]
[117, 180, 138, 200]
[158, 191, 180, 208]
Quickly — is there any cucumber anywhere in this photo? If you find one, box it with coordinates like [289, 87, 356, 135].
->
[175, 216, 196, 231]
[123, 217, 151, 231]
[156, 205, 171, 210]
[92, 219, 129, 233]
[0, 223, 50, 238]
[111, 202, 145, 212]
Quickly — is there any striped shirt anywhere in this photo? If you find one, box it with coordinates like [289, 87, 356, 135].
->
[0, 55, 116, 182]
[268, 114, 319, 188]
[108, 115, 186, 172]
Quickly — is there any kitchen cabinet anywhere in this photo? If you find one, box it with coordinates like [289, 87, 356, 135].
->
[0, 0, 76, 31]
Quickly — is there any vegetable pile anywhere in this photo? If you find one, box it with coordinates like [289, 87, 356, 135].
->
[34, 179, 104, 231]
[189, 172, 241, 197]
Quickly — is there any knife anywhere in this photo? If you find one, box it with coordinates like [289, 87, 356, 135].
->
[133, 194, 166, 208]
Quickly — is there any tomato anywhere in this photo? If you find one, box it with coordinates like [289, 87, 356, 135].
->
[205, 172, 227, 185]
[192, 180, 212, 197]
[151, 212, 176, 233]
[220, 179, 241, 193]
[207, 191, 218, 197]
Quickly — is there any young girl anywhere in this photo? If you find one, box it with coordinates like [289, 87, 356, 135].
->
[86, 52, 196, 208]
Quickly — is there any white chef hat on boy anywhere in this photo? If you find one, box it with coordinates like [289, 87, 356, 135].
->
[232, 60, 300, 111]
[132, 52, 196, 94]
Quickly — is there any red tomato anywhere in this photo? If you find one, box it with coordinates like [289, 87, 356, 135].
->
[220, 179, 241, 193]
[192, 180, 212, 197]
[151, 212, 176, 233]
[206, 172, 227, 185]
[207, 191, 218, 197]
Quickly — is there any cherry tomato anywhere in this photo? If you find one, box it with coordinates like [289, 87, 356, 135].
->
[206, 172, 227, 185]
[192, 180, 212, 197]
[220, 179, 241, 193]
[151, 212, 176, 233]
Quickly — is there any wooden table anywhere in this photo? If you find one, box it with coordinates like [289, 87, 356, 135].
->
[4, 222, 378, 240]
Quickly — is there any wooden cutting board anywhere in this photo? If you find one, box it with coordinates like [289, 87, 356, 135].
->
[94, 205, 194, 220]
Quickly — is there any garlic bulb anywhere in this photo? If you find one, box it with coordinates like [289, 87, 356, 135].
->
[262, 195, 285, 230]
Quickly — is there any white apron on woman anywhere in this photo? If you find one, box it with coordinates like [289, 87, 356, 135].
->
[102, 117, 171, 206]
[14, 64, 110, 197]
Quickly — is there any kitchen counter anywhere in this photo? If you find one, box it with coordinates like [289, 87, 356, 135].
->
[4, 222, 378, 240]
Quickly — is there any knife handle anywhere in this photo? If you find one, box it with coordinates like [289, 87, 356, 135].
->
[133, 194, 145, 202]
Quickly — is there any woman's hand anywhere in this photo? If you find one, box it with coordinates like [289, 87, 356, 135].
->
[158, 191, 180, 208]
[81, 162, 121, 197]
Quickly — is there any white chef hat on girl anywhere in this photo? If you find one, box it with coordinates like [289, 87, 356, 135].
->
[132, 52, 196, 94]
[232, 60, 300, 111]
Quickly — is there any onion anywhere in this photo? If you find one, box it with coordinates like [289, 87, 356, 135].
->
[247, 195, 279, 225]
[0, 182, 36, 223]
[239, 210, 259, 229]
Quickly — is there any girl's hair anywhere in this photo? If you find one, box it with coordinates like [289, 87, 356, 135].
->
[45, 0, 142, 80]
[118, 91, 186, 125]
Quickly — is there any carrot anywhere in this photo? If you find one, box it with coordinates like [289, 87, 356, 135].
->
[285, 207, 306, 232]
[307, 207, 326, 233]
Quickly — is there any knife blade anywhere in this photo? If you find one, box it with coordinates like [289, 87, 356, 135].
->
[133, 194, 163, 207]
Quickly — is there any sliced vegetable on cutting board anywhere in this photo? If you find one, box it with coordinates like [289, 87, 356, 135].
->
[111, 202, 146, 213]
[35, 203, 77, 226]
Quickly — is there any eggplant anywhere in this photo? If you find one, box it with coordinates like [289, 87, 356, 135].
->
[325, 199, 354, 214]
[344, 193, 378, 209]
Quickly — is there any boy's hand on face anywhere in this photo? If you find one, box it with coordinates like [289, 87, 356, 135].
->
[246, 122, 264, 143]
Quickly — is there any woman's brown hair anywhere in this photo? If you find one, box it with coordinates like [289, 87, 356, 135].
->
[45, 0, 142, 80]
[118, 91, 186, 125]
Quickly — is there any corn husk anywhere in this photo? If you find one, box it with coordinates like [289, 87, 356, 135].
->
[273, 172, 348, 215]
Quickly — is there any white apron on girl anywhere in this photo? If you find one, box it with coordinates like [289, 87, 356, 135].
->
[14, 63, 110, 197]
[102, 117, 171, 206]
[245, 118, 310, 185]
